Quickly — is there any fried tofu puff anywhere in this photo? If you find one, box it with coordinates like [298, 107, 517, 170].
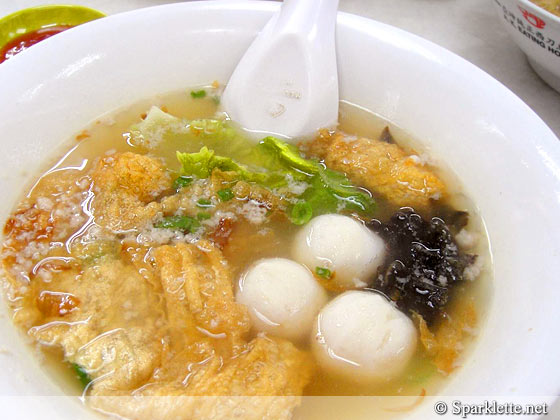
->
[90, 152, 172, 231]
[304, 130, 446, 210]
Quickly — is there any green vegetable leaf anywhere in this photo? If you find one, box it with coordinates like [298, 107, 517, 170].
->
[260, 136, 321, 175]
[177, 147, 275, 184]
[129, 106, 186, 152]
[318, 168, 375, 214]
[71, 363, 92, 388]
[407, 359, 437, 384]
[172, 175, 193, 191]
[190, 89, 207, 99]
[259, 136, 375, 218]
[189, 119, 236, 141]
[217, 188, 234, 202]
[154, 216, 200, 232]
[315, 267, 332, 279]
[176, 147, 215, 178]
[167, 122, 375, 225]
[290, 202, 313, 225]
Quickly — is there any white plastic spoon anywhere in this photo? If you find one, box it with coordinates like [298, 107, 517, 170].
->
[221, 0, 339, 142]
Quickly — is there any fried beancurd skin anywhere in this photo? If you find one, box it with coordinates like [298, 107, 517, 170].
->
[305, 130, 446, 210]
[29, 258, 165, 393]
[209, 168, 288, 215]
[19, 237, 311, 409]
[90, 336, 312, 420]
[152, 240, 251, 354]
[91, 152, 172, 231]
[150, 241, 312, 391]
[90, 242, 313, 419]
[89, 336, 313, 420]
[1, 171, 90, 290]
[413, 298, 477, 374]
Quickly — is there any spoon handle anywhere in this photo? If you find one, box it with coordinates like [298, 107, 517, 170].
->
[276, 0, 339, 36]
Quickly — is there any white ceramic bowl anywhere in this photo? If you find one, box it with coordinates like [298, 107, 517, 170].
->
[493, 0, 560, 92]
[0, 1, 559, 418]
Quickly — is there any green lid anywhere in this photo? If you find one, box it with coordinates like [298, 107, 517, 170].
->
[0, 5, 105, 51]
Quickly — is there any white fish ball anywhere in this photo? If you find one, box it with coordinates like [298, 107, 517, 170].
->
[237, 258, 328, 341]
[312, 290, 417, 382]
[293, 214, 385, 288]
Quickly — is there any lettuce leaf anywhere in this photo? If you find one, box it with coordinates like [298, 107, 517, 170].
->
[129, 106, 187, 150]
[259, 136, 321, 175]
[176, 137, 375, 222]
[258, 136, 375, 216]
[176, 147, 278, 185]
[130, 108, 376, 224]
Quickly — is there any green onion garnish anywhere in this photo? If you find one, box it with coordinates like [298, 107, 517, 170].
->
[196, 198, 213, 208]
[172, 175, 193, 191]
[315, 267, 332, 280]
[71, 363, 92, 388]
[217, 188, 234, 202]
[190, 89, 207, 99]
[197, 212, 211, 221]
[290, 202, 313, 225]
[154, 216, 200, 232]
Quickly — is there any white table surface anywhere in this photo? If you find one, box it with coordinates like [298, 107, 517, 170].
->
[1, 0, 559, 139]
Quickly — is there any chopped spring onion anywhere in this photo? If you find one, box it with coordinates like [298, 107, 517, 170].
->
[217, 188, 234, 202]
[71, 363, 92, 388]
[154, 216, 200, 232]
[315, 267, 332, 280]
[190, 89, 207, 99]
[197, 212, 211, 221]
[290, 202, 313, 225]
[196, 198, 213, 208]
[172, 175, 193, 191]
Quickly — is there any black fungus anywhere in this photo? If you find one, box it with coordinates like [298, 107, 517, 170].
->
[379, 126, 395, 144]
[367, 208, 476, 325]
[434, 206, 470, 234]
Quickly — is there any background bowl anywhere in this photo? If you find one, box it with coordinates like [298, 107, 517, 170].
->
[493, 0, 560, 92]
[0, 1, 559, 418]
[0, 4, 105, 53]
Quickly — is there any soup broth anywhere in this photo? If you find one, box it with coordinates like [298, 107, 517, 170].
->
[0, 87, 491, 419]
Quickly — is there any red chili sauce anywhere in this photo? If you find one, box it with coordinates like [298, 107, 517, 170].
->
[0, 25, 72, 64]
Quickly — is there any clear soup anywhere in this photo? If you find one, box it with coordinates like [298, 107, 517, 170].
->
[0, 87, 492, 419]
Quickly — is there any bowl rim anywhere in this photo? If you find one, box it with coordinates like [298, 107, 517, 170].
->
[0, 4, 106, 51]
[518, 0, 560, 24]
[0, 4, 106, 25]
